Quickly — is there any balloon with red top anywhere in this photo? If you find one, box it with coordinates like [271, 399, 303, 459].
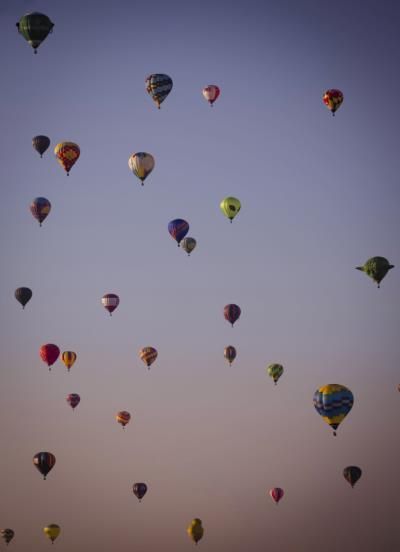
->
[202, 85, 220, 106]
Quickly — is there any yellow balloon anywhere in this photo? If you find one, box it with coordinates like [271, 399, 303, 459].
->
[187, 519, 204, 544]
[43, 524, 61, 543]
[128, 152, 155, 185]
[220, 197, 241, 222]
[62, 351, 77, 371]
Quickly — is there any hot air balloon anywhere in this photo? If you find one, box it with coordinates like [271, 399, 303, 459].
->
[187, 518, 204, 545]
[224, 346, 237, 366]
[1, 529, 15, 545]
[323, 89, 343, 116]
[15, 287, 32, 309]
[220, 197, 241, 222]
[313, 384, 354, 436]
[54, 142, 80, 175]
[356, 256, 394, 288]
[343, 466, 362, 488]
[128, 152, 155, 186]
[62, 351, 76, 372]
[101, 293, 119, 316]
[133, 482, 147, 502]
[224, 304, 241, 327]
[145, 74, 173, 108]
[202, 85, 220, 106]
[16, 12, 54, 54]
[40, 344, 60, 371]
[116, 411, 131, 428]
[32, 135, 50, 158]
[66, 393, 80, 411]
[168, 219, 189, 246]
[181, 237, 197, 256]
[30, 197, 51, 227]
[269, 487, 284, 504]
[43, 524, 60, 543]
[33, 452, 56, 480]
[139, 347, 158, 369]
[267, 363, 284, 385]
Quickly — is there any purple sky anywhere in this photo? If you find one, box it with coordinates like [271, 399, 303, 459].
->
[1, 0, 399, 550]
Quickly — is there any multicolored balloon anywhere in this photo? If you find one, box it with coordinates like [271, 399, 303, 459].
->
[116, 411, 131, 428]
[62, 351, 76, 372]
[15, 287, 32, 309]
[220, 197, 241, 222]
[343, 466, 362, 488]
[224, 304, 241, 327]
[43, 524, 60, 543]
[16, 12, 54, 53]
[356, 256, 394, 288]
[32, 135, 50, 158]
[202, 85, 220, 106]
[54, 142, 80, 175]
[187, 518, 204, 544]
[0, 529, 15, 545]
[139, 347, 158, 369]
[181, 237, 197, 256]
[145, 74, 173, 109]
[267, 363, 284, 385]
[33, 452, 56, 480]
[128, 152, 155, 186]
[39, 344, 60, 370]
[224, 346, 237, 366]
[313, 384, 354, 436]
[323, 89, 343, 116]
[101, 293, 119, 316]
[30, 197, 51, 227]
[66, 393, 80, 411]
[168, 219, 189, 246]
[269, 487, 284, 504]
[133, 482, 147, 502]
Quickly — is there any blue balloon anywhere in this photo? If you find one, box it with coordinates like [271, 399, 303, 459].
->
[168, 219, 189, 246]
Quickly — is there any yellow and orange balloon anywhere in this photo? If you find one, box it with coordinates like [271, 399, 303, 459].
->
[54, 142, 80, 175]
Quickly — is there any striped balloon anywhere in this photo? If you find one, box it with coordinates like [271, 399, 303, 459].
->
[139, 347, 158, 369]
[168, 219, 189, 246]
[33, 451, 56, 480]
[54, 142, 80, 175]
[66, 393, 80, 410]
[39, 344, 60, 370]
[145, 74, 173, 109]
[101, 293, 120, 316]
[116, 411, 131, 428]
[224, 304, 241, 327]
[128, 152, 155, 186]
[269, 487, 284, 504]
[202, 84, 220, 106]
[313, 384, 354, 436]
[224, 346, 237, 366]
[322, 89, 343, 116]
[62, 351, 77, 372]
[30, 197, 51, 226]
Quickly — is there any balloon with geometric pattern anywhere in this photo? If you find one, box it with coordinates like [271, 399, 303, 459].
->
[16, 12, 54, 54]
[139, 347, 158, 369]
[30, 197, 51, 227]
[313, 384, 354, 436]
[322, 89, 343, 116]
[116, 411, 131, 429]
[54, 142, 80, 175]
[145, 74, 173, 109]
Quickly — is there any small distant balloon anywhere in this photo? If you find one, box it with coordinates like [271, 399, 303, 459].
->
[40, 344, 60, 370]
[267, 363, 284, 385]
[343, 466, 362, 488]
[43, 524, 60, 543]
[133, 482, 147, 502]
[30, 197, 51, 227]
[139, 347, 158, 369]
[187, 518, 204, 544]
[62, 351, 76, 372]
[32, 135, 50, 158]
[168, 219, 189, 246]
[356, 256, 394, 288]
[224, 346, 237, 366]
[1, 529, 15, 545]
[33, 452, 56, 480]
[145, 74, 173, 108]
[224, 304, 241, 327]
[269, 487, 284, 504]
[313, 384, 354, 436]
[128, 152, 155, 186]
[202, 85, 220, 106]
[102, 293, 119, 316]
[181, 237, 197, 256]
[15, 287, 32, 309]
[66, 393, 80, 411]
[116, 411, 131, 428]
[54, 142, 80, 175]
[323, 89, 343, 116]
[16, 12, 54, 54]
[220, 197, 241, 222]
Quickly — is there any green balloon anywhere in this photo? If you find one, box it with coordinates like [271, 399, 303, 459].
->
[267, 363, 284, 385]
[356, 256, 394, 288]
[16, 13, 54, 53]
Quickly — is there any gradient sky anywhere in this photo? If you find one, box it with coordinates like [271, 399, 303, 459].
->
[1, 0, 400, 550]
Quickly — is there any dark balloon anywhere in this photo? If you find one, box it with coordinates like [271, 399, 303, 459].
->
[168, 219, 189, 246]
[30, 197, 51, 226]
[224, 346, 237, 365]
[343, 466, 362, 488]
[1, 529, 15, 545]
[32, 135, 50, 157]
[133, 482, 147, 502]
[33, 452, 56, 479]
[15, 287, 32, 309]
[16, 12, 54, 54]
[224, 304, 241, 327]
[66, 393, 80, 410]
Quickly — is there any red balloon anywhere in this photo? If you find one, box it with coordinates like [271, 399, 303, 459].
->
[269, 487, 284, 504]
[39, 344, 60, 370]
